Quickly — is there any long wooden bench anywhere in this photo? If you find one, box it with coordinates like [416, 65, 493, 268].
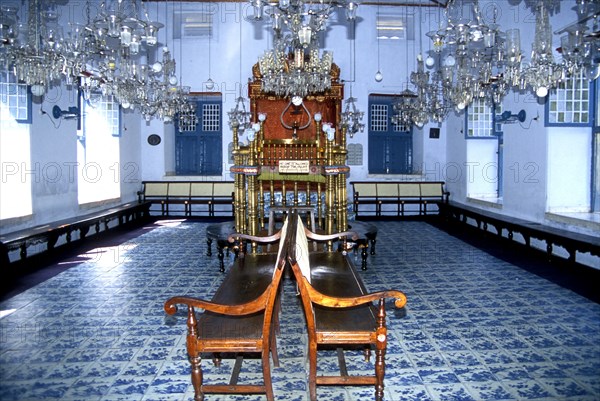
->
[444, 201, 600, 265]
[138, 181, 234, 217]
[164, 221, 291, 401]
[287, 211, 407, 401]
[351, 181, 449, 218]
[0, 202, 151, 265]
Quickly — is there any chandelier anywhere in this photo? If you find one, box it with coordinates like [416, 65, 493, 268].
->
[423, 0, 522, 112]
[556, 0, 600, 81]
[227, 96, 251, 130]
[250, 0, 358, 99]
[340, 95, 364, 138]
[520, 2, 562, 98]
[411, 0, 598, 126]
[0, 0, 192, 122]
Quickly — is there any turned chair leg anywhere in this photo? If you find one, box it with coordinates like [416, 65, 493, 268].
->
[189, 354, 204, 401]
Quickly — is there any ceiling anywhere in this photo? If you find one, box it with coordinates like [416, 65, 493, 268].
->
[145, 0, 449, 8]
[362, 0, 448, 7]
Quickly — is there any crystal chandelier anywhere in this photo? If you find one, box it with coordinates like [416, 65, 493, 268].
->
[392, 88, 418, 128]
[520, 2, 562, 98]
[227, 96, 251, 130]
[340, 95, 364, 138]
[557, 0, 600, 81]
[258, 40, 333, 99]
[393, 0, 527, 126]
[0, 0, 192, 122]
[250, 0, 358, 99]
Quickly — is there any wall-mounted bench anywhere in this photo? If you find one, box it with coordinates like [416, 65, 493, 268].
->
[138, 181, 234, 217]
[445, 202, 600, 266]
[0, 202, 151, 265]
[351, 181, 449, 218]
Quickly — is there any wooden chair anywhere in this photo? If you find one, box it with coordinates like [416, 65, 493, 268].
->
[164, 218, 291, 401]
[286, 211, 407, 401]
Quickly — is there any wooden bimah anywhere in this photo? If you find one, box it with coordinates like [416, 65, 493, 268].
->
[230, 62, 351, 237]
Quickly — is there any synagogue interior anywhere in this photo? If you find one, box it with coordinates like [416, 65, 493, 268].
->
[0, 0, 599, 400]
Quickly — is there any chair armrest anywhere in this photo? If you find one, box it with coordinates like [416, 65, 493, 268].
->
[304, 229, 359, 242]
[228, 231, 282, 244]
[164, 286, 273, 317]
[301, 276, 406, 309]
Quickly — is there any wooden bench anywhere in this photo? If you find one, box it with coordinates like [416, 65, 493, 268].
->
[287, 211, 407, 401]
[138, 181, 234, 217]
[351, 181, 449, 218]
[164, 220, 291, 401]
[445, 201, 600, 265]
[0, 202, 151, 265]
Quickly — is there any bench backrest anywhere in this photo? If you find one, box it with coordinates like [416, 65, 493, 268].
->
[212, 182, 235, 197]
[190, 182, 214, 197]
[398, 182, 421, 197]
[168, 182, 191, 198]
[352, 182, 377, 198]
[144, 182, 169, 197]
[420, 182, 444, 198]
[377, 183, 399, 197]
[351, 181, 446, 200]
[287, 212, 316, 328]
[141, 181, 235, 198]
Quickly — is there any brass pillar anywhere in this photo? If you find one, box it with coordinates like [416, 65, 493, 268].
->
[325, 136, 335, 235]
[247, 137, 259, 237]
[232, 125, 246, 233]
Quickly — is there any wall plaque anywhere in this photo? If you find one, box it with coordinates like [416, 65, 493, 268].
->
[279, 160, 310, 173]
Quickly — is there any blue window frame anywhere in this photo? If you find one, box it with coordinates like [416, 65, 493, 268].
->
[175, 94, 222, 176]
[367, 94, 412, 174]
[592, 78, 599, 211]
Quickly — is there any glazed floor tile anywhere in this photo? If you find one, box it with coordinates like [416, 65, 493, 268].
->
[1, 220, 599, 401]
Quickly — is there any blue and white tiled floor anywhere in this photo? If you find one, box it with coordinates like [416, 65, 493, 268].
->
[1, 219, 599, 401]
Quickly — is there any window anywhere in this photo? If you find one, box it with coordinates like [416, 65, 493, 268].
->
[77, 94, 121, 205]
[547, 71, 591, 126]
[175, 94, 222, 175]
[546, 76, 596, 214]
[367, 95, 412, 174]
[0, 70, 32, 220]
[0, 69, 31, 123]
[466, 98, 501, 138]
[376, 13, 414, 41]
[465, 99, 503, 199]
